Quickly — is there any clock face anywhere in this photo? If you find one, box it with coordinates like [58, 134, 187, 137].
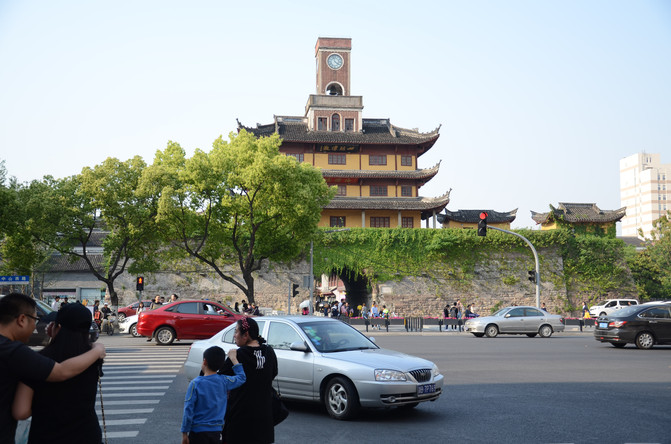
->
[327, 53, 344, 70]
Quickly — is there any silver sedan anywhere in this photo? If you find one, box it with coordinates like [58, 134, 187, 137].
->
[183, 316, 443, 420]
[464, 306, 565, 338]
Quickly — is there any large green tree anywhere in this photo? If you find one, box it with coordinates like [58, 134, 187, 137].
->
[628, 214, 671, 300]
[143, 130, 335, 303]
[20, 157, 160, 307]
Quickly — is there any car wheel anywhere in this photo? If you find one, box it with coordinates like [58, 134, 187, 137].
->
[599, 312, 607, 317]
[130, 323, 141, 337]
[473, 333, 484, 338]
[526, 333, 537, 338]
[117, 313, 126, 322]
[155, 326, 176, 345]
[611, 342, 626, 348]
[538, 325, 553, 338]
[324, 377, 359, 420]
[485, 324, 498, 338]
[635, 331, 654, 350]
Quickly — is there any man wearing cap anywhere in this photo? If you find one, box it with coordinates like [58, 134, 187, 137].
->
[0, 293, 106, 443]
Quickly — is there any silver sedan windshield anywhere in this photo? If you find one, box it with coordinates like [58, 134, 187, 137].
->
[298, 321, 378, 353]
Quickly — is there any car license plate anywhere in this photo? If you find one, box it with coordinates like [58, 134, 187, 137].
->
[417, 383, 435, 395]
[599, 322, 608, 328]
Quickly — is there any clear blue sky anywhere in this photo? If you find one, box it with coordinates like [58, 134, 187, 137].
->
[1, 0, 670, 229]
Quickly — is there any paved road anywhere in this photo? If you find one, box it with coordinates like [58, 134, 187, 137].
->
[96, 335, 191, 441]
[96, 329, 671, 444]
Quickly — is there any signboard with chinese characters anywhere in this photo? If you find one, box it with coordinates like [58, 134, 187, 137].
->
[0, 275, 30, 285]
[317, 144, 359, 153]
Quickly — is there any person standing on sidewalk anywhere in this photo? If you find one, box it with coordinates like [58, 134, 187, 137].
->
[456, 299, 464, 332]
[449, 303, 458, 331]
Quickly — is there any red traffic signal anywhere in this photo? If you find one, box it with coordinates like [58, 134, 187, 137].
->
[478, 212, 488, 236]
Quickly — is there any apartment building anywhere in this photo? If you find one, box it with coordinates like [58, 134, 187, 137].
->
[620, 153, 670, 238]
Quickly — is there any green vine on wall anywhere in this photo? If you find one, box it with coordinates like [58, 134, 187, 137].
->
[312, 227, 636, 306]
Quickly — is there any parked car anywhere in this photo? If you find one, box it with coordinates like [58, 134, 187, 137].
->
[184, 316, 443, 420]
[0, 296, 98, 345]
[117, 300, 153, 322]
[588, 299, 639, 317]
[594, 303, 671, 349]
[118, 314, 141, 337]
[136, 300, 244, 345]
[464, 306, 565, 338]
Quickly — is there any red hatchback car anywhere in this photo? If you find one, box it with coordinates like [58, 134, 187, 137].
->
[136, 300, 245, 345]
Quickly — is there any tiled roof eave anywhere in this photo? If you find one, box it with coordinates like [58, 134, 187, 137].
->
[325, 192, 450, 211]
[321, 163, 440, 180]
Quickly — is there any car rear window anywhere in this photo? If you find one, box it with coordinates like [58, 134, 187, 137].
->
[639, 307, 671, 319]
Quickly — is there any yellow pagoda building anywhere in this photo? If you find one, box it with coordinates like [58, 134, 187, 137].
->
[238, 37, 450, 228]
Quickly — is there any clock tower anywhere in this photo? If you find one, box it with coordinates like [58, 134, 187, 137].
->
[315, 37, 351, 95]
[306, 37, 362, 131]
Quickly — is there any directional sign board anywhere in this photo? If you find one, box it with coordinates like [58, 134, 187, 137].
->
[0, 275, 30, 285]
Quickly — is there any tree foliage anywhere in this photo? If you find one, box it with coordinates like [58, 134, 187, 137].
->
[15, 157, 160, 306]
[628, 214, 671, 300]
[144, 130, 335, 303]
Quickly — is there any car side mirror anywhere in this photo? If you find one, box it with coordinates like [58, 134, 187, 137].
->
[504, 314, 511, 318]
[289, 341, 310, 353]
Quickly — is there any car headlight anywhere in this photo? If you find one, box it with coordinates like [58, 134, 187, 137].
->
[375, 369, 407, 381]
[432, 364, 440, 377]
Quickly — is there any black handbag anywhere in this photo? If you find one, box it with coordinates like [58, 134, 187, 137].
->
[272, 384, 289, 426]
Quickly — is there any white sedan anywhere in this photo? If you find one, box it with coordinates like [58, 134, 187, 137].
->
[118, 314, 141, 337]
[183, 316, 443, 420]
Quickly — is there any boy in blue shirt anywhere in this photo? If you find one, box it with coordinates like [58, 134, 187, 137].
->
[181, 346, 246, 444]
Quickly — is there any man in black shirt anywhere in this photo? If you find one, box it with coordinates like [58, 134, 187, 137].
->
[0, 293, 106, 443]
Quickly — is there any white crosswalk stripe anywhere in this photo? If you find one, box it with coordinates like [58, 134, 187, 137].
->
[97, 344, 190, 440]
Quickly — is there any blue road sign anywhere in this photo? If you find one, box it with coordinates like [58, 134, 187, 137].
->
[0, 275, 30, 285]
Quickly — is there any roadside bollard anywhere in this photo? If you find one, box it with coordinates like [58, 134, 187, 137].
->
[579, 318, 584, 332]
[385, 318, 390, 332]
[365, 318, 370, 332]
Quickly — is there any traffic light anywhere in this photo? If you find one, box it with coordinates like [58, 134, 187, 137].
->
[136, 276, 144, 291]
[292, 283, 299, 298]
[528, 270, 536, 284]
[477, 212, 488, 236]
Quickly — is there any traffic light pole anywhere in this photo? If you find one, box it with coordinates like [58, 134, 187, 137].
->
[486, 226, 541, 308]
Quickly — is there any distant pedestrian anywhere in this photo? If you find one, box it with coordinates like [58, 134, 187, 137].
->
[150, 295, 162, 310]
[541, 303, 548, 312]
[181, 347, 245, 444]
[50, 296, 61, 311]
[449, 303, 458, 330]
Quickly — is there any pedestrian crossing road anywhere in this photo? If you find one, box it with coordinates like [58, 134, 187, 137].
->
[97, 343, 191, 440]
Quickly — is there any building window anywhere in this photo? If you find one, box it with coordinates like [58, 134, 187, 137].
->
[336, 185, 347, 196]
[370, 186, 388, 196]
[331, 114, 340, 131]
[369, 155, 387, 166]
[330, 216, 346, 227]
[287, 153, 303, 162]
[401, 186, 412, 197]
[345, 119, 354, 132]
[370, 217, 390, 228]
[318, 117, 327, 130]
[401, 155, 412, 166]
[328, 153, 346, 165]
[402, 217, 414, 228]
